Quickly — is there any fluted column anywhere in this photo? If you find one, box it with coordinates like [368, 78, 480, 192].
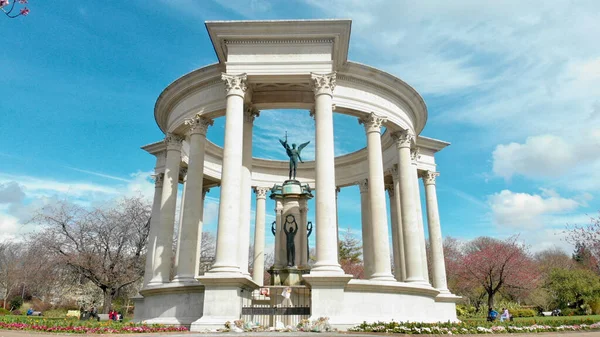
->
[209, 73, 247, 274]
[391, 131, 425, 283]
[310, 72, 343, 274]
[252, 187, 269, 285]
[386, 183, 401, 281]
[238, 107, 259, 275]
[360, 113, 394, 281]
[143, 171, 164, 287]
[195, 188, 210, 276]
[173, 168, 187, 274]
[149, 134, 183, 285]
[173, 115, 212, 283]
[358, 179, 373, 279]
[391, 165, 406, 281]
[424, 171, 450, 293]
[411, 148, 430, 283]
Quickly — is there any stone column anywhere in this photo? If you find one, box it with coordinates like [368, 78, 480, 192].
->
[299, 202, 309, 268]
[309, 72, 343, 274]
[335, 187, 340, 258]
[149, 134, 183, 285]
[391, 165, 406, 281]
[208, 73, 247, 274]
[143, 171, 164, 287]
[252, 187, 269, 285]
[358, 179, 373, 279]
[424, 171, 450, 293]
[195, 188, 210, 276]
[359, 113, 394, 281]
[173, 168, 187, 274]
[391, 131, 425, 283]
[173, 115, 212, 283]
[386, 183, 401, 281]
[238, 107, 260, 275]
[411, 148, 430, 283]
[274, 199, 284, 268]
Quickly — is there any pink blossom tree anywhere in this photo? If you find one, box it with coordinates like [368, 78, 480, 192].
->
[566, 213, 600, 272]
[455, 236, 539, 310]
[1, 0, 29, 18]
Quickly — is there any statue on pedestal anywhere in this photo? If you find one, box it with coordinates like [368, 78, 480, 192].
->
[279, 132, 310, 180]
[283, 214, 299, 267]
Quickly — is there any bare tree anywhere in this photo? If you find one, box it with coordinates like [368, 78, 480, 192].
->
[30, 196, 151, 313]
[198, 232, 216, 275]
[0, 241, 23, 309]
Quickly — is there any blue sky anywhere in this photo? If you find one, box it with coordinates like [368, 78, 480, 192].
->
[1, 1, 599, 256]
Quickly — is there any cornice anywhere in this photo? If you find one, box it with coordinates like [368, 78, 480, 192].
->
[154, 63, 224, 133]
[338, 61, 428, 135]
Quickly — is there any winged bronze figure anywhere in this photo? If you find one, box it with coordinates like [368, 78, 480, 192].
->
[279, 133, 310, 180]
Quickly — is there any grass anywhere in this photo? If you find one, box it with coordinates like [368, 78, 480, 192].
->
[463, 314, 600, 324]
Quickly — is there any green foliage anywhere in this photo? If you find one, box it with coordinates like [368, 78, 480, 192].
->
[456, 304, 478, 318]
[546, 267, 600, 308]
[511, 308, 536, 317]
[0, 308, 10, 316]
[338, 229, 362, 263]
[9, 296, 23, 311]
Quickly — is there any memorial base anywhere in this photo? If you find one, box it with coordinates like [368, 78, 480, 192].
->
[268, 266, 310, 286]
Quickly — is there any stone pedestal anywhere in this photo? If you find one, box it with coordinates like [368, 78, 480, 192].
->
[189, 275, 258, 331]
[269, 180, 313, 285]
[268, 266, 311, 286]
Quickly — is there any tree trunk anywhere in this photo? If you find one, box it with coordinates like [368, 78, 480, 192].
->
[102, 288, 116, 314]
[487, 290, 495, 310]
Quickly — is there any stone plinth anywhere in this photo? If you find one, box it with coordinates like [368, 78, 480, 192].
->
[268, 266, 311, 286]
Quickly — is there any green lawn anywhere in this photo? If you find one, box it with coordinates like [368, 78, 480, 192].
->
[463, 315, 600, 324]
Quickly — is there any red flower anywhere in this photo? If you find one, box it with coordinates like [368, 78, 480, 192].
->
[19, 6, 28, 15]
[0, 0, 8, 8]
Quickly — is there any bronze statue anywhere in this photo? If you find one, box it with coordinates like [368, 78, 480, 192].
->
[307, 221, 313, 262]
[283, 214, 299, 267]
[279, 133, 310, 181]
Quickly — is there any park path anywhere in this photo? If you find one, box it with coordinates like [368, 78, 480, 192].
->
[1, 331, 600, 337]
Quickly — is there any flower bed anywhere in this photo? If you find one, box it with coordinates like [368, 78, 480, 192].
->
[0, 316, 188, 334]
[349, 320, 600, 334]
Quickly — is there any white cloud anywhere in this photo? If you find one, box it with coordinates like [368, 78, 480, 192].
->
[492, 132, 600, 190]
[488, 189, 580, 228]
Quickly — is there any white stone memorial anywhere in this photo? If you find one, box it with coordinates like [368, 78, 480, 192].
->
[133, 19, 460, 330]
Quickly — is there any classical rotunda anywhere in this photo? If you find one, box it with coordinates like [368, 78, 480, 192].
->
[133, 19, 460, 330]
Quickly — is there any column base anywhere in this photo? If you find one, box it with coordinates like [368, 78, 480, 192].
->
[303, 274, 353, 328]
[190, 274, 259, 332]
[369, 272, 396, 282]
[171, 276, 200, 285]
[310, 261, 344, 275]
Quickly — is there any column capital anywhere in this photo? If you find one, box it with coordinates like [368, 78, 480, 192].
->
[244, 106, 260, 124]
[391, 130, 415, 149]
[202, 187, 210, 198]
[253, 186, 269, 199]
[179, 167, 188, 183]
[152, 172, 164, 188]
[410, 147, 421, 164]
[309, 108, 315, 120]
[359, 112, 387, 134]
[423, 171, 439, 185]
[310, 72, 336, 96]
[385, 183, 394, 197]
[386, 164, 399, 182]
[221, 73, 248, 97]
[164, 133, 184, 151]
[357, 178, 369, 194]
[184, 113, 213, 136]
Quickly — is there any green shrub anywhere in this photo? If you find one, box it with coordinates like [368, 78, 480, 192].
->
[0, 308, 10, 316]
[9, 296, 23, 311]
[562, 308, 579, 316]
[456, 304, 478, 318]
[590, 299, 600, 314]
[11, 310, 22, 315]
[511, 309, 536, 317]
